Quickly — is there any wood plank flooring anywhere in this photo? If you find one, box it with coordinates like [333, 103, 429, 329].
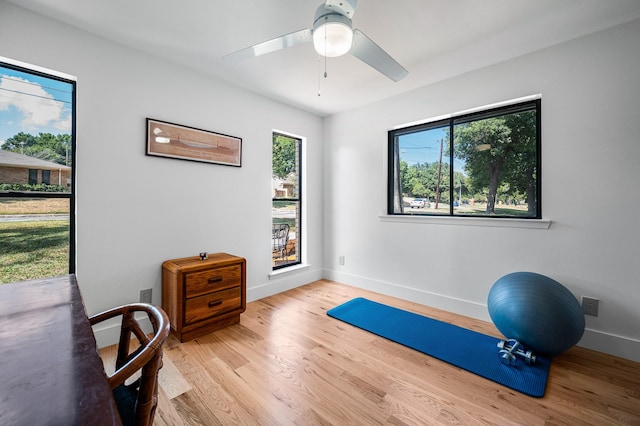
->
[101, 279, 640, 425]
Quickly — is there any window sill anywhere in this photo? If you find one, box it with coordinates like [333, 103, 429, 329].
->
[379, 214, 551, 229]
[268, 263, 311, 280]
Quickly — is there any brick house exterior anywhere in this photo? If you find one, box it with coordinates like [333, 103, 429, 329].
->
[0, 149, 71, 187]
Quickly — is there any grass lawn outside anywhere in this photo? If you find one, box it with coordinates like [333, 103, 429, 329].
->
[0, 220, 70, 284]
[403, 198, 532, 217]
[0, 197, 70, 283]
[0, 198, 69, 215]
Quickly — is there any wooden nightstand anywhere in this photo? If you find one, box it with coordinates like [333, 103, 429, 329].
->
[162, 253, 246, 342]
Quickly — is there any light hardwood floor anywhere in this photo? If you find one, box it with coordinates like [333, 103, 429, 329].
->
[102, 279, 640, 425]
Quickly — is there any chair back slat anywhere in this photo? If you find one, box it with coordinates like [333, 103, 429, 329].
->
[91, 303, 169, 426]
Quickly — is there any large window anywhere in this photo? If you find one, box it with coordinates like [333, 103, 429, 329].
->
[389, 99, 540, 218]
[272, 132, 301, 269]
[0, 61, 75, 283]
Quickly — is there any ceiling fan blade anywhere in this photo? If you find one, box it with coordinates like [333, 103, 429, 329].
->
[350, 29, 408, 82]
[224, 29, 313, 61]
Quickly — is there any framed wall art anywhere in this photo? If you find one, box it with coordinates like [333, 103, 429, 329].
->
[146, 118, 242, 167]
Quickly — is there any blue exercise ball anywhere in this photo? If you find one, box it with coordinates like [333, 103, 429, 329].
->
[488, 272, 585, 356]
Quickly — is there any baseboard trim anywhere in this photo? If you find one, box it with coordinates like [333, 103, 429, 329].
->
[94, 268, 324, 348]
[323, 269, 640, 363]
[248, 267, 324, 302]
[324, 269, 490, 321]
[95, 269, 640, 362]
[578, 328, 640, 362]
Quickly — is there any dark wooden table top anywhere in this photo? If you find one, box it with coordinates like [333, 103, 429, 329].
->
[0, 274, 122, 425]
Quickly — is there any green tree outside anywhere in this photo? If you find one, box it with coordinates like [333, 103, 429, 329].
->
[1, 132, 72, 166]
[397, 109, 537, 216]
[272, 134, 297, 180]
[454, 111, 536, 214]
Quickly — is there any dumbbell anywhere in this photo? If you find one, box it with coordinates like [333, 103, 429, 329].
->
[497, 339, 537, 365]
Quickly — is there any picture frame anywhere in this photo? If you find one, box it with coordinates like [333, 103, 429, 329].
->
[146, 118, 242, 167]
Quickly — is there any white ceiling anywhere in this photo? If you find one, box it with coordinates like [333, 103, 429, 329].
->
[8, 0, 640, 117]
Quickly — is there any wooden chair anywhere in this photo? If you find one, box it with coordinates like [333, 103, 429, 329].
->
[90, 303, 170, 426]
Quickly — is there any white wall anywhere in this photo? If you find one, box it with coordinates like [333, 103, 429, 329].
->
[0, 2, 324, 344]
[324, 18, 640, 362]
[2, 2, 639, 362]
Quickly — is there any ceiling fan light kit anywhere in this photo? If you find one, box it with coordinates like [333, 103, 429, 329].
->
[312, 13, 353, 57]
[224, 0, 407, 82]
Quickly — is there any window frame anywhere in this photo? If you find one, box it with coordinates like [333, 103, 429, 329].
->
[0, 60, 76, 274]
[388, 99, 541, 220]
[272, 131, 302, 271]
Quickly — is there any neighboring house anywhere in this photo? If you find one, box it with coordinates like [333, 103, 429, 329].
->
[272, 176, 295, 198]
[0, 149, 71, 187]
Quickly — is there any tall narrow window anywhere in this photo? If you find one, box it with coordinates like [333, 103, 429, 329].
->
[272, 132, 301, 269]
[389, 99, 540, 219]
[0, 61, 76, 283]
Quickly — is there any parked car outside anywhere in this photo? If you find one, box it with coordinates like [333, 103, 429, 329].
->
[410, 198, 426, 208]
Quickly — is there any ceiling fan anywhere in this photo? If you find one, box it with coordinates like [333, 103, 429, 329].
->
[223, 0, 408, 82]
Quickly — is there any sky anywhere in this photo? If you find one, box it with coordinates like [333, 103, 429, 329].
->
[0, 65, 73, 146]
[398, 126, 447, 166]
[397, 125, 466, 174]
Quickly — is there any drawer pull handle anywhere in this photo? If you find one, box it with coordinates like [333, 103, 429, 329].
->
[208, 277, 223, 284]
[208, 299, 223, 308]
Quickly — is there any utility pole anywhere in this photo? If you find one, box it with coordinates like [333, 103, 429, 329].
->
[435, 138, 443, 210]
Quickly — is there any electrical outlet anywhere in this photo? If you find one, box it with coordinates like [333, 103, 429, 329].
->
[339, 255, 345, 266]
[582, 296, 599, 316]
[140, 288, 152, 304]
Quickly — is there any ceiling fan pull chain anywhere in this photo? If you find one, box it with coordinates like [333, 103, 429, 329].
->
[324, 56, 328, 79]
[324, 23, 329, 79]
[317, 55, 322, 96]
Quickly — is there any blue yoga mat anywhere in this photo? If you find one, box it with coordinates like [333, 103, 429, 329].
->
[327, 297, 550, 397]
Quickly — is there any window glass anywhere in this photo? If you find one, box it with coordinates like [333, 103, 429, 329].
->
[389, 100, 540, 218]
[0, 197, 71, 283]
[272, 133, 301, 269]
[28, 169, 37, 184]
[0, 62, 75, 283]
[394, 124, 450, 214]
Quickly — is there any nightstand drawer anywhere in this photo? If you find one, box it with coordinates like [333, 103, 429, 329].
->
[185, 265, 241, 299]
[184, 287, 241, 325]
